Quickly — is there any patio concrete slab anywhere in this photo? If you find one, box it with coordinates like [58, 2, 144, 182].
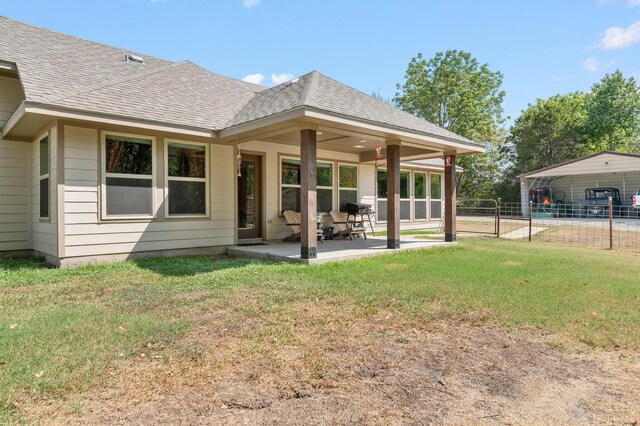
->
[227, 236, 454, 264]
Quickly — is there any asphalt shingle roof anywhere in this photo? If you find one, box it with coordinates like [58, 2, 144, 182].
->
[0, 16, 477, 146]
[228, 71, 475, 144]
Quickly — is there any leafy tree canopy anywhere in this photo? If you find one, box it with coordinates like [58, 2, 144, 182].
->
[585, 70, 640, 153]
[394, 50, 506, 197]
[508, 92, 588, 174]
[394, 50, 505, 142]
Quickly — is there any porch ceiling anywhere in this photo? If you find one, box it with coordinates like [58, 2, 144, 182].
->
[260, 128, 443, 161]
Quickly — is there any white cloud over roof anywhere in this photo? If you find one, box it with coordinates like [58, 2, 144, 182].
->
[270, 73, 293, 85]
[242, 73, 266, 85]
[599, 20, 640, 49]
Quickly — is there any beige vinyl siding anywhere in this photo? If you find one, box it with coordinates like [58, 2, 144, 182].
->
[62, 125, 234, 259]
[0, 138, 30, 251]
[0, 75, 24, 128]
[237, 140, 362, 241]
[31, 127, 58, 257]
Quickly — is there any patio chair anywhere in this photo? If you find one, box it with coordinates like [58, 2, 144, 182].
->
[329, 210, 367, 240]
[282, 210, 324, 243]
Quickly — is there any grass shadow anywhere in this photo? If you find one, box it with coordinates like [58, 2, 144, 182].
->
[0, 257, 49, 271]
[131, 255, 271, 277]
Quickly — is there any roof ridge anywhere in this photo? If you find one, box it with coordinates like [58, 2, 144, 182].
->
[299, 70, 320, 105]
[183, 61, 266, 93]
[48, 61, 189, 104]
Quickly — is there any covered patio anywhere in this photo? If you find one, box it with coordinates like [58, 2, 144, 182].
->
[228, 235, 452, 264]
[220, 72, 485, 260]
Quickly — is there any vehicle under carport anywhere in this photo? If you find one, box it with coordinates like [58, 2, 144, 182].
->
[519, 151, 640, 217]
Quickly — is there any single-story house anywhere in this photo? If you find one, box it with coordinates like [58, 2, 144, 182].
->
[519, 151, 640, 215]
[0, 16, 483, 266]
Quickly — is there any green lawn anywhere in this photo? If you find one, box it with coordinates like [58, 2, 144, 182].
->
[1, 239, 639, 421]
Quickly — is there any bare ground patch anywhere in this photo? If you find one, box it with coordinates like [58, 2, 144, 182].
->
[22, 295, 640, 425]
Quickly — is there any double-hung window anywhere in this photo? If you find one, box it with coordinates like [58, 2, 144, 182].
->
[39, 135, 49, 219]
[280, 157, 334, 213]
[166, 141, 208, 216]
[414, 172, 428, 220]
[102, 133, 155, 218]
[338, 164, 358, 212]
[316, 161, 333, 213]
[430, 173, 442, 219]
[376, 168, 410, 221]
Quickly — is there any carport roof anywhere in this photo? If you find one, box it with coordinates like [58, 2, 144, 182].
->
[518, 151, 640, 178]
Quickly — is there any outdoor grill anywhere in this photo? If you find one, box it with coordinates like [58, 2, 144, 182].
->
[346, 202, 371, 216]
[346, 203, 375, 236]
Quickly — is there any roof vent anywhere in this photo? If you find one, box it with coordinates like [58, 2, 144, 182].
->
[125, 54, 144, 64]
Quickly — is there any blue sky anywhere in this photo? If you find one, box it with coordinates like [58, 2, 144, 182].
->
[2, 0, 639, 123]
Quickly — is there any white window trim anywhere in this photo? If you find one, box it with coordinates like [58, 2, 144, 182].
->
[338, 163, 359, 212]
[100, 131, 156, 221]
[375, 167, 412, 223]
[279, 156, 335, 214]
[413, 171, 429, 222]
[38, 133, 50, 221]
[429, 172, 443, 220]
[164, 139, 210, 219]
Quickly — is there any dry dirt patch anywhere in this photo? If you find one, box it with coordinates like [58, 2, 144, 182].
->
[24, 298, 640, 425]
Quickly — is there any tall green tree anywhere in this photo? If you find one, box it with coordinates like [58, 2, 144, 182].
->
[585, 70, 640, 152]
[508, 92, 588, 174]
[394, 50, 506, 197]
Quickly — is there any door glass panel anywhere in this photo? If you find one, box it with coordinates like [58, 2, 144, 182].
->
[238, 160, 256, 229]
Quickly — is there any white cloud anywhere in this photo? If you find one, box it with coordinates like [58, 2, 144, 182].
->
[583, 57, 602, 72]
[242, 73, 265, 85]
[582, 57, 616, 72]
[270, 73, 293, 85]
[596, 0, 640, 6]
[243, 0, 261, 8]
[599, 20, 640, 49]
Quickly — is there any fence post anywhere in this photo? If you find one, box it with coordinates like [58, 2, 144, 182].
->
[529, 201, 533, 242]
[608, 196, 613, 250]
[496, 198, 501, 238]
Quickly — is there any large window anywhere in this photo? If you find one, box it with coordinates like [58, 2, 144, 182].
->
[166, 141, 207, 216]
[338, 164, 357, 212]
[376, 169, 410, 221]
[39, 135, 49, 219]
[430, 173, 442, 219]
[102, 133, 155, 218]
[317, 162, 333, 213]
[280, 157, 333, 213]
[414, 172, 428, 220]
